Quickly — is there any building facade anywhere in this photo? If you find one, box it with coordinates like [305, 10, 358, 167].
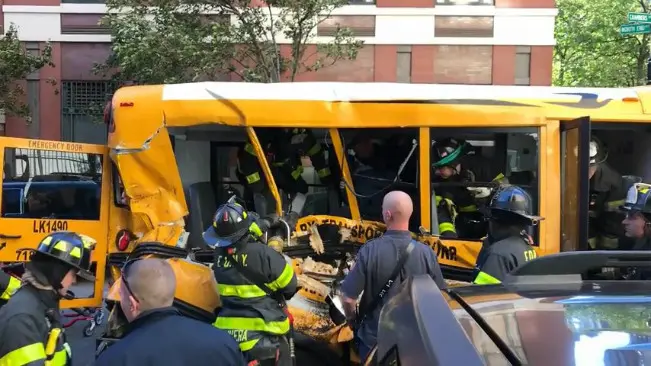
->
[1, 0, 557, 143]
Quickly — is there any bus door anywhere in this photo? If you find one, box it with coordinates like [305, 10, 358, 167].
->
[560, 117, 591, 252]
[0, 137, 109, 308]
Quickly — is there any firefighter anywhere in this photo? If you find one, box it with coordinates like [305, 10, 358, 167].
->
[472, 186, 541, 285]
[0, 232, 96, 366]
[0, 269, 21, 307]
[237, 128, 332, 227]
[588, 137, 628, 250]
[204, 202, 298, 366]
[620, 183, 651, 250]
[430, 138, 478, 238]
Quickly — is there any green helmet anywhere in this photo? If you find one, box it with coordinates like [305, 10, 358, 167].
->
[27, 232, 96, 281]
[432, 138, 470, 168]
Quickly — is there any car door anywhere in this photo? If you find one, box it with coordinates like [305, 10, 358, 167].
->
[0, 137, 109, 308]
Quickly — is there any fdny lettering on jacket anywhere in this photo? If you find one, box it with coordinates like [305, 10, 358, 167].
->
[215, 254, 248, 268]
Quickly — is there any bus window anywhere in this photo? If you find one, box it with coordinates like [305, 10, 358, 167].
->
[2, 147, 103, 221]
[430, 128, 540, 242]
[339, 128, 420, 230]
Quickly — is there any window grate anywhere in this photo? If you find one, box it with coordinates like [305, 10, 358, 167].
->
[62, 81, 117, 116]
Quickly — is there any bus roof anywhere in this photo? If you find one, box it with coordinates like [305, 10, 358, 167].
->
[109, 82, 651, 149]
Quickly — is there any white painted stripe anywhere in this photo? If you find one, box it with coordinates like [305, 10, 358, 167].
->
[7, 4, 558, 17]
[3, 5, 556, 45]
[160, 82, 637, 102]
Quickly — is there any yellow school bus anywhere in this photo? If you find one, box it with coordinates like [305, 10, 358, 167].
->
[3, 82, 651, 314]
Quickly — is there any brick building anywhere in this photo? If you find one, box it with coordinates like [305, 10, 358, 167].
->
[1, 0, 557, 143]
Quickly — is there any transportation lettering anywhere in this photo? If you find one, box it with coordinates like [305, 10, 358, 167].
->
[298, 218, 383, 242]
[33, 220, 68, 233]
[28, 140, 84, 152]
[16, 249, 34, 261]
[432, 240, 458, 261]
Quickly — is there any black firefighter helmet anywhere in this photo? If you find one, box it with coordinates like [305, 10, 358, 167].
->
[484, 186, 542, 225]
[24, 232, 96, 284]
[203, 202, 263, 248]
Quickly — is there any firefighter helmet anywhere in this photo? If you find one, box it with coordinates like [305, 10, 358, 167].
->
[485, 186, 542, 225]
[621, 183, 651, 217]
[24, 232, 96, 281]
[432, 138, 470, 168]
[203, 203, 263, 248]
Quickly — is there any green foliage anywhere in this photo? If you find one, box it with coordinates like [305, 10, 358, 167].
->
[554, 0, 650, 87]
[566, 304, 651, 332]
[0, 25, 54, 121]
[96, 0, 364, 84]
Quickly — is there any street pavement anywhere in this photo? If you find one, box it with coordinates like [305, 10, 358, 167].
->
[65, 282, 109, 366]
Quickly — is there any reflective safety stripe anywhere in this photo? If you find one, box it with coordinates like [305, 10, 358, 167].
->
[244, 143, 256, 156]
[473, 271, 501, 285]
[268, 264, 294, 291]
[459, 204, 477, 213]
[439, 222, 456, 234]
[240, 339, 260, 352]
[492, 173, 505, 182]
[246, 172, 261, 184]
[1, 276, 21, 300]
[218, 284, 267, 298]
[317, 167, 331, 178]
[214, 317, 290, 335]
[307, 144, 321, 156]
[605, 199, 626, 211]
[0, 343, 46, 366]
[291, 166, 304, 180]
[272, 162, 285, 167]
[46, 349, 68, 366]
[218, 264, 294, 298]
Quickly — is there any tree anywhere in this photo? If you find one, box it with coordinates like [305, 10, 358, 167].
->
[0, 25, 54, 121]
[96, 0, 364, 85]
[553, 0, 649, 87]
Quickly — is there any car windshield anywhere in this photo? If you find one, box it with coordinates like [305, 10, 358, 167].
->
[450, 282, 651, 366]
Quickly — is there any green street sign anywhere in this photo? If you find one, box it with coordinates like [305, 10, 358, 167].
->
[620, 23, 651, 35]
[628, 12, 651, 23]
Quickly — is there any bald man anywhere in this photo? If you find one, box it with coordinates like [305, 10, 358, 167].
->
[340, 191, 446, 362]
[96, 258, 245, 366]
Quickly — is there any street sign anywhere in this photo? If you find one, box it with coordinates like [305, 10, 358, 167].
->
[628, 12, 651, 23]
[620, 23, 651, 35]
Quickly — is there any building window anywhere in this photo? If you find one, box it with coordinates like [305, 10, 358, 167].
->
[317, 16, 375, 37]
[396, 46, 412, 83]
[61, 14, 110, 35]
[434, 45, 493, 84]
[515, 46, 531, 86]
[436, 0, 494, 5]
[435, 16, 494, 38]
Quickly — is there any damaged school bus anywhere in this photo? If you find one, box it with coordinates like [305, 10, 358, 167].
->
[4, 82, 651, 360]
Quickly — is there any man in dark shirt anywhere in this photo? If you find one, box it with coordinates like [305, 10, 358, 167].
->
[340, 190, 446, 362]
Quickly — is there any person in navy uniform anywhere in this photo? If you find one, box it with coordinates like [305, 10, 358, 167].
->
[340, 191, 446, 362]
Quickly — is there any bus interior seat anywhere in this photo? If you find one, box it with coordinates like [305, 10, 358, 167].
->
[184, 182, 217, 250]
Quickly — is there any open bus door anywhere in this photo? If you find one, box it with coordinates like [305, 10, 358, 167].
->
[0, 137, 109, 308]
[560, 117, 591, 252]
